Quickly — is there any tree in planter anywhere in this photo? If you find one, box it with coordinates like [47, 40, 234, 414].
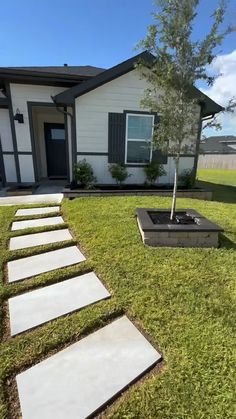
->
[144, 161, 166, 186]
[74, 159, 96, 188]
[108, 163, 131, 187]
[137, 0, 235, 220]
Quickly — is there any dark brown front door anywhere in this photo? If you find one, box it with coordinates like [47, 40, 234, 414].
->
[44, 123, 67, 178]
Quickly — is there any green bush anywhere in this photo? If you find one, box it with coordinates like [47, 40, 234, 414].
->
[179, 169, 195, 189]
[74, 159, 96, 188]
[143, 161, 166, 185]
[108, 163, 131, 186]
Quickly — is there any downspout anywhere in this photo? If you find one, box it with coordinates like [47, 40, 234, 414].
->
[6, 82, 21, 184]
[192, 110, 215, 183]
[51, 97, 73, 119]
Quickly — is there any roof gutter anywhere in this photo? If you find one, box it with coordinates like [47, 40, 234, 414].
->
[202, 113, 216, 121]
[51, 95, 73, 118]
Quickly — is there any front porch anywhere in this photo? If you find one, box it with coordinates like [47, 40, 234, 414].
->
[0, 179, 65, 205]
[0, 101, 72, 187]
[29, 104, 70, 183]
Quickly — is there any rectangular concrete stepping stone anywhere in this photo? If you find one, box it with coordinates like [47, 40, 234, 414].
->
[15, 206, 60, 216]
[0, 193, 63, 206]
[9, 229, 73, 250]
[16, 316, 161, 419]
[11, 216, 64, 231]
[8, 246, 85, 283]
[9, 272, 110, 336]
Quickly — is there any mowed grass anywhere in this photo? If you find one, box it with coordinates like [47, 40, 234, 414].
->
[0, 190, 235, 418]
[197, 168, 236, 186]
[197, 169, 236, 204]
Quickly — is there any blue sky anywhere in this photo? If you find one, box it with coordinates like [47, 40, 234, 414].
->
[1, 0, 236, 135]
[1, 0, 235, 68]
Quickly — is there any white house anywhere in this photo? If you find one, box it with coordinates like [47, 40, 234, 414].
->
[0, 52, 222, 187]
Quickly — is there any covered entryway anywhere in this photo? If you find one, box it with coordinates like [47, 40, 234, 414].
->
[44, 123, 66, 178]
[29, 104, 70, 183]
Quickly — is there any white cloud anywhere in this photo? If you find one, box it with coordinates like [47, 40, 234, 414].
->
[200, 50, 236, 136]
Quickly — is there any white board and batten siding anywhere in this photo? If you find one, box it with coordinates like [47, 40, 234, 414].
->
[9, 84, 67, 183]
[75, 69, 197, 184]
[0, 108, 17, 182]
[2, 73, 199, 185]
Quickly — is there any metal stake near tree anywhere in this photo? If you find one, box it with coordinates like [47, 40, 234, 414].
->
[137, 0, 235, 220]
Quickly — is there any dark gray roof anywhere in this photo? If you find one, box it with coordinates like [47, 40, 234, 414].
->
[0, 53, 224, 117]
[2, 65, 105, 78]
[53, 51, 223, 117]
[200, 136, 236, 154]
[192, 87, 223, 117]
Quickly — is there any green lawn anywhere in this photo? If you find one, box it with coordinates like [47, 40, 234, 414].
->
[0, 190, 235, 418]
[197, 169, 236, 204]
[197, 169, 236, 186]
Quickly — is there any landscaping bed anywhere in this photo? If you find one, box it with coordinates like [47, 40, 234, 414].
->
[64, 185, 212, 200]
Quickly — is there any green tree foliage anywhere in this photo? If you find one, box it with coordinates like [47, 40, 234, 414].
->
[137, 0, 234, 219]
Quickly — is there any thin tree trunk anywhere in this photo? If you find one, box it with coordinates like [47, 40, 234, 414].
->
[170, 156, 180, 221]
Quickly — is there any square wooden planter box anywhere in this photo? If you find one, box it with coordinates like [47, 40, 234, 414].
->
[136, 208, 224, 248]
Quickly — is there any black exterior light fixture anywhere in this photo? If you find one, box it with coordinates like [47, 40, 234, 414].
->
[14, 108, 24, 123]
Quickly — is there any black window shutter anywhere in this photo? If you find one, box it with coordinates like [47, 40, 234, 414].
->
[152, 113, 168, 164]
[108, 113, 126, 164]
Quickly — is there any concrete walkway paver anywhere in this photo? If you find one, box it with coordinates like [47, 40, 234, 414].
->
[0, 193, 63, 206]
[11, 216, 64, 231]
[16, 316, 161, 419]
[15, 206, 60, 217]
[9, 272, 110, 335]
[8, 246, 85, 282]
[6, 203, 161, 418]
[9, 229, 73, 250]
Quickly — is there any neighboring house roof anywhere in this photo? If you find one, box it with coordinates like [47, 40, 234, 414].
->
[53, 51, 223, 117]
[200, 136, 236, 154]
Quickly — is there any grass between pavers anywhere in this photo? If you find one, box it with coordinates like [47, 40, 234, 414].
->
[0, 190, 235, 418]
[13, 211, 62, 221]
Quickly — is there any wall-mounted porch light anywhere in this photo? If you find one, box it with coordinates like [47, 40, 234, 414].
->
[14, 108, 24, 123]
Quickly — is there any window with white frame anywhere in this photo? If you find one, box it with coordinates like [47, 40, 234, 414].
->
[125, 113, 154, 164]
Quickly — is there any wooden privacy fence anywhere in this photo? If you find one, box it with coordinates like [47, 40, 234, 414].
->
[198, 154, 236, 170]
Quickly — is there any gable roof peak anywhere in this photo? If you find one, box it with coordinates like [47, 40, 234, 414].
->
[53, 51, 154, 105]
[53, 51, 222, 117]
